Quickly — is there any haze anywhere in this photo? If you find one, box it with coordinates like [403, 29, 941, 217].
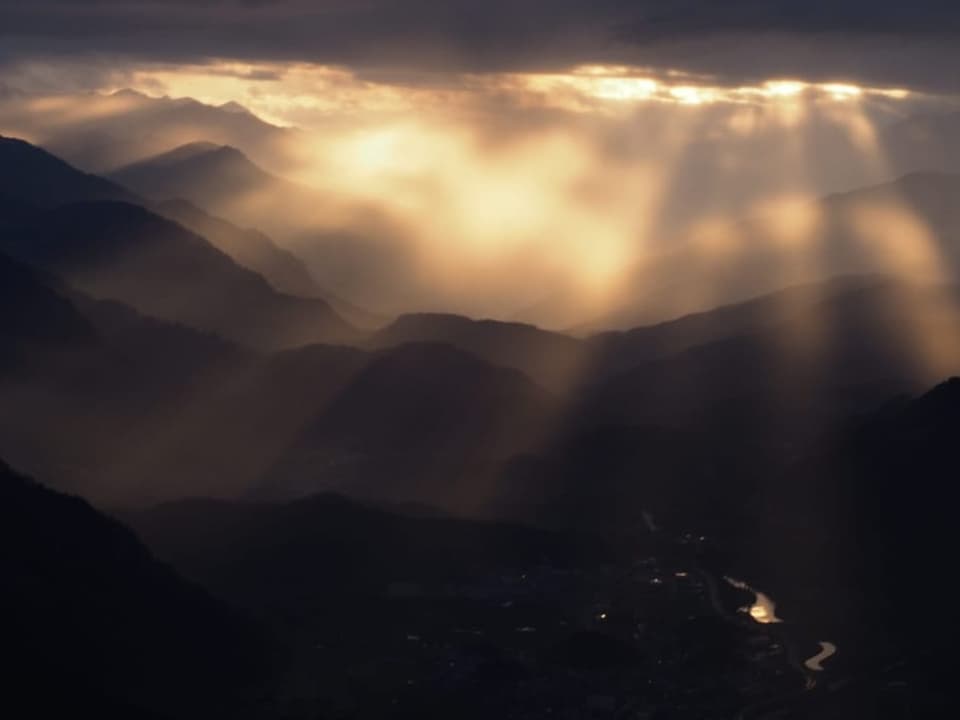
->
[4, 6, 960, 326]
[5, 3, 960, 718]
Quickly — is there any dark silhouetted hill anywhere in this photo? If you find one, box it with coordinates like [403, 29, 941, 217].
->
[0, 461, 265, 719]
[371, 313, 591, 392]
[0, 248, 97, 351]
[584, 280, 960, 444]
[703, 376, 960, 687]
[125, 492, 608, 615]
[0, 138, 358, 348]
[0, 211, 372, 504]
[492, 424, 740, 533]
[0, 241, 265, 502]
[486, 278, 960, 537]
[260, 342, 557, 508]
[0, 134, 138, 207]
[0, 196, 358, 350]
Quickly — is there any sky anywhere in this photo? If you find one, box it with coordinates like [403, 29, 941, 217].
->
[3, 1, 960, 92]
[3, 1, 960, 325]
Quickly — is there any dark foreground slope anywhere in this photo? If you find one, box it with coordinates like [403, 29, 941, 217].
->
[689, 377, 960, 718]
[730, 377, 960, 645]
[123, 493, 784, 720]
[0, 461, 265, 719]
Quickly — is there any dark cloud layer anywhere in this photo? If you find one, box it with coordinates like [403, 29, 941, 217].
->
[2, 1, 960, 92]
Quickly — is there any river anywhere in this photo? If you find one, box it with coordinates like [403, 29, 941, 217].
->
[724, 576, 837, 674]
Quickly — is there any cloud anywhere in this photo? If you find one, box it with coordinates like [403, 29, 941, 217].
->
[2, 1, 960, 93]
[4, 3, 960, 327]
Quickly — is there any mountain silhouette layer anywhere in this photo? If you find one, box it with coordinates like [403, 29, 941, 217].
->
[0, 460, 266, 719]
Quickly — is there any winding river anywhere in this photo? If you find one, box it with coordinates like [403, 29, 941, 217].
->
[803, 641, 838, 671]
[724, 576, 783, 625]
[723, 576, 836, 674]
[643, 512, 837, 678]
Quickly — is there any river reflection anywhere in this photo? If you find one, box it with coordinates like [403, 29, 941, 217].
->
[804, 641, 837, 671]
[723, 577, 839, 675]
[723, 577, 783, 624]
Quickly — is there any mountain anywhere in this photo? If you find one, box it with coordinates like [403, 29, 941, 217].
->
[0, 247, 97, 352]
[0, 135, 138, 207]
[478, 278, 960, 555]
[0, 295, 367, 506]
[484, 276, 960, 534]
[585, 280, 960, 440]
[155, 198, 386, 328]
[106, 139, 472, 319]
[491, 424, 730, 532]
[0, 89, 291, 174]
[106, 140, 378, 255]
[151, 342, 372, 501]
[122, 492, 630, 719]
[110, 143, 293, 216]
[259, 343, 558, 509]
[588, 275, 884, 376]
[0, 461, 264, 718]
[1, 135, 373, 342]
[0, 241, 265, 502]
[155, 196, 321, 296]
[1, 271, 708, 512]
[594, 172, 960, 330]
[125, 492, 607, 614]
[0, 185, 357, 350]
[0, 197, 368, 505]
[0, 224, 373, 505]
[370, 313, 591, 392]
[702, 376, 960, 697]
[468, 278, 960, 538]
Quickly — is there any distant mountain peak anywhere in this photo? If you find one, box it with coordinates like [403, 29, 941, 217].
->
[206, 143, 251, 162]
[218, 100, 252, 115]
[113, 141, 260, 176]
[109, 88, 148, 100]
[140, 141, 224, 165]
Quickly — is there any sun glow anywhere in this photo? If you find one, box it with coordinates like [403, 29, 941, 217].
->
[763, 80, 807, 98]
[96, 61, 917, 126]
[3, 57, 949, 331]
[822, 83, 864, 102]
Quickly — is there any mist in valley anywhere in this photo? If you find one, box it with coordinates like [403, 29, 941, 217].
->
[4, 3, 960, 718]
